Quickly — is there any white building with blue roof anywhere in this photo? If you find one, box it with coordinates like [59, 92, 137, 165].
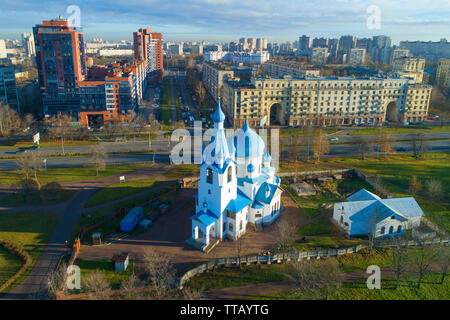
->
[188, 99, 282, 251]
[333, 189, 424, 238]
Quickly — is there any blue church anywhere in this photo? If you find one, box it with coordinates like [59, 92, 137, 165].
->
[188, 100, 282, 252]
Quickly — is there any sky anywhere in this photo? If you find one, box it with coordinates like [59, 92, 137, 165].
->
[0, 0, 449, 44]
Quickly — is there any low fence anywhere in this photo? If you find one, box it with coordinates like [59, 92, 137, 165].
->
[178, 238, 450, 289]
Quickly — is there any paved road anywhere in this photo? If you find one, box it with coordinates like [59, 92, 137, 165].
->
[0, 138, 449, 171]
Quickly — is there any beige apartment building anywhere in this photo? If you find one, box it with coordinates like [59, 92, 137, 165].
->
[436, 59, 450, 90]
[221, 76, 431, 128]
[392, 57, 425, 84]
[202, 62, 235, 102]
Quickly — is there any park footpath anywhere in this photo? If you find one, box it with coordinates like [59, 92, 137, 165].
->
[0, 163, 171, 299]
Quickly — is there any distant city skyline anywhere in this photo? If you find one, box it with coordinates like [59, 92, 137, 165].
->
[0, 0, 449, 44]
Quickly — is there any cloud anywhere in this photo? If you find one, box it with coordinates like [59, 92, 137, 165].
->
[0, 0, 448, 41]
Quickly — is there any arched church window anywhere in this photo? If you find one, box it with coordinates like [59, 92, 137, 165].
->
[206, 167, 213, 184]
[227, 166, 232, 182]
[229, 223, 233, 232]
[240, 221, 243, 230]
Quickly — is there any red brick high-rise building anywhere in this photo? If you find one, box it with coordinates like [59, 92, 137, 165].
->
[33, 18, 87, 115]
[133, 28, 163, 83]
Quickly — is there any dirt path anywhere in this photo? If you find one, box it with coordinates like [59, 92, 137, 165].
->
[202, 263, 445, 300]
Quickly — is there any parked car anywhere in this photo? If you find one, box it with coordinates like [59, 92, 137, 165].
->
[328, 137, 339, 142]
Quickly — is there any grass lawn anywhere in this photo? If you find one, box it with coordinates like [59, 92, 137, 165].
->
[349, 125, 450, 136]
[0, 189, 76, 207]
[280, 128, 340, 137]
[85, 179, 161, 208]
[186, 264, 291, 291]
[0, 139, 98, 149]
[0, 246, 23, 290]
[292, 236, 362, 252]
[297, 216, 335, 236]
[161, 77, 173, 125]
[0, 163, 152, 186]
[251, 272, 449, 300]
[0, 212, 58, 293]
[165, 164, 199, 179]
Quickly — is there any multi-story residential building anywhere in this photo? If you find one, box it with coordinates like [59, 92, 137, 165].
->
[392, 57, 425, 84]
[312, 37, 329, 48]
[400, 38, 450, 59]
[0, 66, 19, 111]
[391, 49, 409, 63]
[221, 76, 431, 128]
[338, 36, 357, 55]
[205, 51, 270, 64]
[168, 43, 183, 55]
[191, 44, 203, 55]
[298, 35, 312, 55]
[78, 60, 146, 127]
[33, 18, 87, 116]
[133, 28, 163, 84]
[349, 48, 366, 65]
[202, 62, 258, 102]
[21, 33, 35, 57]
[33, 19, 149, 125]
[372, 35, 391, 49]
[263, 63, 320, 78]
[256, 38, 268, 50]
[436, 59, 450, 93]
[0, 40, 6, 59]
[311, 47, 329, 65]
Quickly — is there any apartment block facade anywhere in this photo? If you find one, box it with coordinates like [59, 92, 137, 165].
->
[436, 59, 450, 92]
[133, 28, 163, 83]
[0, 66, 19, 111]
[392, 57, 425, 84]
[221, 76, 431, 128]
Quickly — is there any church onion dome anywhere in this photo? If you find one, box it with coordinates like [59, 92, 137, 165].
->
[230, 118, 265, 159]
[263, 150, 272, 163]
[211, 99, 226, 123]
[247, 162, 255, 173]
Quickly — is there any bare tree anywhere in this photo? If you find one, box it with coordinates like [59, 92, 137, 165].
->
[15, 151, 43, 188]
[276, 219, 297, 253]
[355, 135, 371, 160]
[409, 133, 428, 159]
[235, 236, 246, 269]
[0, 104, 21, 136]
[312, 129, 330, 163]
[436, 245, 450, 285]
[89, 145, 107, 176]
[377, 129, 394, 157]
[142, 248, 176, 299]
[408, 176, 422, 196]
[318, 258, 343, 300]
[374, 175, 385, 197]
[83, 269, 111, 299]
[388, 236, 409, 290]
[414, 242, 438, 289]
[120, 274, 142, 300]
[425, 179, 444, 201]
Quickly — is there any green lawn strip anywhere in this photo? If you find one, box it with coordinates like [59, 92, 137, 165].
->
[0, 139, 99, 149]
[165, 164, 200, 179]
[84, 179, 161, 208]
[297, 216, 335, 236]
[349, 125, 450, 136]
[186, 264, 291, 291]
[0, 246, 23, 290]
[74, 186, 178, 242]
[0, 212, 58, 293]
[0, 163, 152, 186]
[292, 236, 362, 252]
[280, 128, 340, 137]
[161, 77, 173, 125]
[248, 272, 449, 300]
[0, 189, 76, 207]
